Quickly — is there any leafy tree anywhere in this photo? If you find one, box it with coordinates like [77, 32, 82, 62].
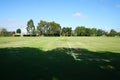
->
[85, 28, 91, 36]
[90, 28, 97, 36]
[109, 29, 117, 36]
[37, 20, 45, 36]
[26, 19, 35, 35]
[0, 28, 7, 36]
[49, 21, 61, 36]
[0, 28, 15, 36]
[62, 27, 72, 36]
[97, 29, 105, 36]
[117, 32, 120, 36]
[16, 28, 21, 34]
[37, 20, 61, 36]
[75, 26, 86, 36]
[75, 26, 107, 36]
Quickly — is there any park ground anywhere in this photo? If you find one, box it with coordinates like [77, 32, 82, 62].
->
[0, 37, 120, 80]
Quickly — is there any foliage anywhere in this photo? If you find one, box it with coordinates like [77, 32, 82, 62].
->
[37, 20, 61, 36]
[0, 28, 15, 36]
[16, 28, 21, 34]
[75, 26, 86, 36]
[0, 28, 7, 36]
[1, 19, 120, 37]
[90, 28, 97, 36]
[97, 29, 105, 36]
[26, 19, 35, 35]
[117, 32, 120, 36]
[109, 29, 117, 36]
[24, 19, 120, 37]
[74, 26, 119, 36]
[61, 27, 72, 36]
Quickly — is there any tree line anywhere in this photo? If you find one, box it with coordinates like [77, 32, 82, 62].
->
[0, 28, 15, 36]
[0, 28, 21, 36]
[26, 19, 120, 37]
[75, 26, 120, 36]
[0, 19, 120, 37]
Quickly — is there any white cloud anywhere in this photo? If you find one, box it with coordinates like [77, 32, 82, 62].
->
[73, 12, 87, 19]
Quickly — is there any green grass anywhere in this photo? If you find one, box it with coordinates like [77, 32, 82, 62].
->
[0, 37, 120, 80]
[0, 37, 120, 52]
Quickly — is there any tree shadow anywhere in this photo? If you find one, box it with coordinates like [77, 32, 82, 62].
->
[0, 47, 120, 80]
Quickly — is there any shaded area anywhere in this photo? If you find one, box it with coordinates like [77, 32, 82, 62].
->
[0, 47, 120, 80]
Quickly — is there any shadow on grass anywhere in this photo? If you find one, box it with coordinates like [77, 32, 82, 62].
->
[0, 47, 120, 80]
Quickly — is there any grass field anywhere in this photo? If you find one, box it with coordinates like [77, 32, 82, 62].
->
[0, 37, 120, 80]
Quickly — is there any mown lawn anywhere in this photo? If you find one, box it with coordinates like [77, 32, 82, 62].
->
[0, 37, 120, 80]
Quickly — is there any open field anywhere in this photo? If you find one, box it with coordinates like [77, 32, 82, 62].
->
[0, 37, 120, 52]
[0, 37, 120, 80]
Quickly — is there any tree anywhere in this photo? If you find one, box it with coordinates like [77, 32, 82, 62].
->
[0, 28, 7, 36]
[85, 28, 91, 36]
[75, 26, 86, 36]
[97, 29, 105, 36]
[48, 21, 61, 36]
[117, 32, 120, 36]
[37, 20, 44, 36]
[90, 28, 97, 36]
[75, 27, 90, 36]
[16, 28, 21, 34]
[61, 27, 72, 36]
[75, 26, 107, 36]
[37, 20, 61, 36]
[109, 29, 117, 36]
[26, 19, 35, 35]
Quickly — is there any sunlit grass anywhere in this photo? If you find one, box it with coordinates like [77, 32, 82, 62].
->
[0, 37, 120, 53]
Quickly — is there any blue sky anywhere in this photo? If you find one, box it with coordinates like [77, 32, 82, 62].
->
[0, 0, 120, 33]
